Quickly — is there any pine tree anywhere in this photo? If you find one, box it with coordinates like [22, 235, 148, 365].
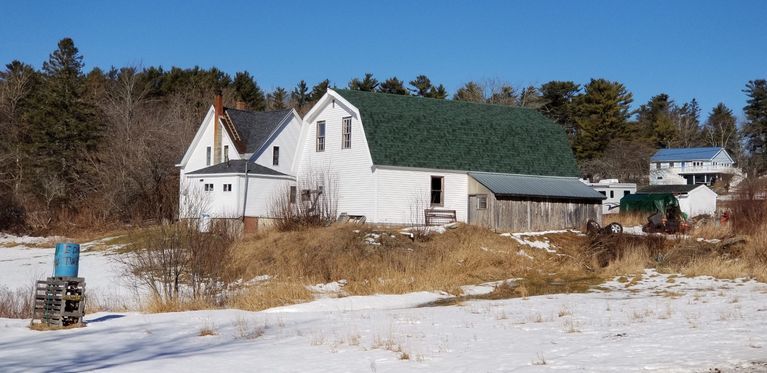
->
[571, 79, 633, 160]
[539, 81, 580, 137]
[637, 94, 677, 148]
[233, 71, 266, 111]
[310, 79, 330, 102]
[408, 75, 447, 98]
[743, 79, 767, 169]
[518, 86, 545, 109]
[268, 87, 288, 110]
[348, 73, 378, 92]
[453, 81, 485, 102]
[429, 84, 448, 99]
[704, 103, 739, 155]
[377, 77, 408, 95]
[291, 80, 310, 109]
[27, 38, 101, 202]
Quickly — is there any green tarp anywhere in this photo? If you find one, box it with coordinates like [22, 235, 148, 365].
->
[619, 193, 679, 214]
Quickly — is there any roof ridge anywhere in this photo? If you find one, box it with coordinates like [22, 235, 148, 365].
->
[334, 88, 539, 111]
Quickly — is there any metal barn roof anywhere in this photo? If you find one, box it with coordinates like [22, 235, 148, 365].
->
[650, 147, 724, 162]
[469, 172, 606, 201]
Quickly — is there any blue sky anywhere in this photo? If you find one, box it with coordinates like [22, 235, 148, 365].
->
[1, 0, 765, 119]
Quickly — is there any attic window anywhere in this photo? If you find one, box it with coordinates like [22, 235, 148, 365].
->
[430, 176, 444, 206]
[316, 121, 326, 152]
[224, 145, 229, 162]
[273, 146, 280, 166]
[206, 146, 212, 166]
[342, 117, 352, 149]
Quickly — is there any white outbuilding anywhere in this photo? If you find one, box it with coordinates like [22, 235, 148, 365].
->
[635, 184, 717, 217]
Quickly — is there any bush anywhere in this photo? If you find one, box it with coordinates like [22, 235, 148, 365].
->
[0, 192, 26, 232]
[0, 286, 33, 319]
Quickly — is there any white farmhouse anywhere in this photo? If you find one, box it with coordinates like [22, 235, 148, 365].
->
[178, 90, 606, 232]
[650, 147, 741, 186]
[176, 96, 302, 231]
[583, 179, 637, 214]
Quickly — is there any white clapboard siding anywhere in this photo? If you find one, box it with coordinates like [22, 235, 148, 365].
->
[375, 167, 468, 224]
[296, 94, 378, 221]
[252, 114, 302, 176]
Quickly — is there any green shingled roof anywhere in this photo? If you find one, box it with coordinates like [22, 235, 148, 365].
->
[335, 89, 580, 177]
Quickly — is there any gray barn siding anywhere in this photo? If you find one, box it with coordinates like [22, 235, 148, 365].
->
[469, 194, 601, 232]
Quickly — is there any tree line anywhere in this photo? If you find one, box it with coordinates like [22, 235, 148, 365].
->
[1, 38, 766, 232]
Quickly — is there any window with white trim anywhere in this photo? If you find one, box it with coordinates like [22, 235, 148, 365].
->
[477, 195, 488, 209]
[223, 184, 232, 192]
[204, 183, 214, 192]
[342, 117, 352, 149]
[316, 121, 326, 152]
[430, 176, 444, 206]
[273, 146, 280, 166]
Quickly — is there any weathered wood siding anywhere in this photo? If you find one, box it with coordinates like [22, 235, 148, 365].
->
[469, 189, 602, 232]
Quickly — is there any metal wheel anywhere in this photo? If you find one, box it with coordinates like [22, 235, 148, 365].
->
[607, 222, 623, 234]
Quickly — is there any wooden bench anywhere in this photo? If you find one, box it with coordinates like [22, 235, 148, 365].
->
[424, 209, 457, 226]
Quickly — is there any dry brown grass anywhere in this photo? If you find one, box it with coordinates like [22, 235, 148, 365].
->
[0, 286, 34, 319]
[144, 296, 219, 313]
[230, 282, 313, 311]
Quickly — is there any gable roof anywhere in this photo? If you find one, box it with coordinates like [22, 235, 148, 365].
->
[186, 160, 286, 176]
[333, 89, 580, 177]
[637, 184, 703, 194]
[651, 147, 726, 162]
[470, 172, 605, 201]
[225, 108, 293, 154]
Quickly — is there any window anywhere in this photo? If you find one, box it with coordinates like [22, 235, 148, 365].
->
[289, 186, 297, 204]
[223, 184, 232, 192]
[273, 146, 280, 166]
[316, 121, 326, 152]
[204, 183, 214, 192]
[624, 190, 631, 196]
[206, 146, 212, 166]
[609, 190, 614, 198]
[430, 176, 444, 206]
[669, 162, 674, 168]
[301, 189, 311, 202]
[655, 162, 660, 169]
[477, 195, 488, 209]
[224, 145, 229, 162]
[342, 117, 352, 149]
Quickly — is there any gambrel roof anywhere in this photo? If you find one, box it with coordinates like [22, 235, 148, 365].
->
[651, 147, 731, 162]
[334, 89, 580, 177]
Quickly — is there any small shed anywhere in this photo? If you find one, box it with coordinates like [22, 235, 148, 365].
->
[468, 172, 605, 232]
[630, 184, 717, 217]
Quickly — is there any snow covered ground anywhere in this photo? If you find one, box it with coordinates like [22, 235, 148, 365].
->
[2, 235, 767, 372]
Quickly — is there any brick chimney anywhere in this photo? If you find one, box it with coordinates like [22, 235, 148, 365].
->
[213, 93, 223, 164]
[235, 100, 247, 110]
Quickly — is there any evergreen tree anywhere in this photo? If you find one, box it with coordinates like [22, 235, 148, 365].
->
[310, 79, 330, 102]
[27, 38, 101, 202]
[571, 78, 633, 160]
[704, 103, 739, 155]
[291, 80, 310, 109]
[453, 81, 485, 102]
[233, 71, 266, 111]
[743, 79, 767, 169]
[348, 73, 378, 91]
[408, 75, 447, 98]
[487, 85, 517, 106]
[518, 85, 546, 109]
[268, 87, 288, 110]
[377, 77, 408, 95]
[637, 94, 676, 148]
[539, 81, 580, 137]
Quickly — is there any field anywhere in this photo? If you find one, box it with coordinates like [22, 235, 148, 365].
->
[1, 220, 767, 372]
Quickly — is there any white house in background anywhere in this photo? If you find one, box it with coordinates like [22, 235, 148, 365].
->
[176, 96, 302, 230]
[583, 179, 637, 214]
[635, 184, 718, 217]
[650, 147, 741, 186]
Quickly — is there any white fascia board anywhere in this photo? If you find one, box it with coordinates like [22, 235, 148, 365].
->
[178, 105, 216, 168]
